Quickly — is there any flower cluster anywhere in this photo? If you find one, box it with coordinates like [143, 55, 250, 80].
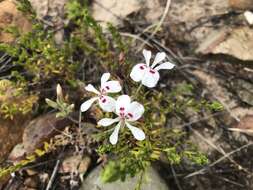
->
[80, 49, 175, 145]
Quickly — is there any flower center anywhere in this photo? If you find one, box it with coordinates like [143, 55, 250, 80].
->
[119, 107, 133, 119]
[100, 95, 107, 103]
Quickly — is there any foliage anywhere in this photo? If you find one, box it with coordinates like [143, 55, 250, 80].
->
[0, 79, 38, 119]
[0, 23, 78, 84]
[97, 82, 212, 183]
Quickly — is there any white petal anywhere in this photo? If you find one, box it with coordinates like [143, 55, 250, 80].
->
[126, 102, 144, 121]
[155, 62, 175, 71]
[80, 97, 98, 112]
[151, 52, 166, 68]
[143, 49, 151, 66]
[109, 122, 121, 145]
[98, 117, 120, 126]
[98, 95, 116, 112]
[126, 122, 145, 141]
[101, 73, 111, 86]
[141, 69, 160, 88]
[85, 84, 100, 95]
[115, 95, 131, 115]
[130, 63, 147, 82]
[102, 80, 122, 93]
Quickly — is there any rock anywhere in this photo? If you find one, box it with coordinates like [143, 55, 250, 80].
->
[166, 0, 229, 43]
[29, 0, 67, 21]
[91, 0, 163, 28]
[92, 0, 141, 28]
[29, 0, 68, 44]
[22, 113, 74, 154]
[0, 0, 32, 43]
[197, 27, 253, 61]
[231, 79, 253, 106]
[229, 0, 253, 10]
[59, 155, 91, 174]
[81, 165, 169, 190]
[0, 117, 27, 163]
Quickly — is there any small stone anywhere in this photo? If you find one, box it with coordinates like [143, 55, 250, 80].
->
[81, 165, 169, 190]
[244, 11, 253, 25]
[25, 169, 38, 176]
[24, 177, 38, 188]
[8, 143, 26, 163]
[59, 155, 91, 174]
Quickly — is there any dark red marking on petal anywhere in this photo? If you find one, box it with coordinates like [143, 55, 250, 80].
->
[127, 113, 133, 118]
[106, 86, 110, 90]
[149, 69, 155, 74]
[102, 98, 106, 103]
[139, 65, 145, 70]
[120, 107, 125, 111]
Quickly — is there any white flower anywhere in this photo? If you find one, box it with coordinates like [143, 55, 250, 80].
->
[130, 49, 175, 88]
[98, 95, 145, 145]
[80, 73, 121, 112]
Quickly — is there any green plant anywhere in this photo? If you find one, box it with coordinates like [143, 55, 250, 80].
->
[0, 79, 38, 119]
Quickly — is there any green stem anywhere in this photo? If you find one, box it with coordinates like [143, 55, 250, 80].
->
[133, 83, 142, 99]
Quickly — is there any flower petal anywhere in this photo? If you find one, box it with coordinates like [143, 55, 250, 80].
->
[109, 122, 121, 145]
[98, 117, 120, 126]
[143, 49, 152, 66]
[98, 95, 116, 112]
[141, 69, 160, 88]
[102, 81, 122, 93]
[126, 102, 144, 121]
[101, 73, 111, 86]
[155, 62, 175, 71]
[126, 122, 145, 141]
[85, 84, 100, 95]
[151, 52, 166, 68]
[115, 95, 131, 115]
[80, 97, 98, 112]
[130, 63, 147, 82]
